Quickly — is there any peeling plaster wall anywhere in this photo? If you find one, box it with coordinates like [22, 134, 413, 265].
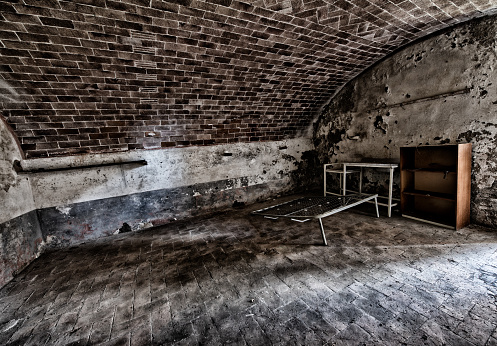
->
[1, 125, 313, 286]
[314, 15, 497, 227]
[0, 116, 41, 287]
[26, 138, 312, 209]
[23, 138, 314, 248]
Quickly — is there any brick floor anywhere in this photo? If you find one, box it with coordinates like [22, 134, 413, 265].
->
[1, 194, 497, 345]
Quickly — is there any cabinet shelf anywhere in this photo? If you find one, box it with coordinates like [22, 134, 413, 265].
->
[402, 189, 456, 201]
[402, 168, 456, 174]
[402, 210, 455, 229]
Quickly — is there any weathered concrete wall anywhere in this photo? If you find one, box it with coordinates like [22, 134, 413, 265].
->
[0, 116, 42, 287]
[21, 138, 314, 247]
[314, 15, 497, 227]
[0, 117, 35, 223]
[2, 125, 313, 285]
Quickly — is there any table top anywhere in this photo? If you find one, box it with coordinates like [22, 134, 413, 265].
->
[341, 162, 398, 168]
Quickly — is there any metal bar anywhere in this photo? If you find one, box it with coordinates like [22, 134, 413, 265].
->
[342, 163, 398, 168]
[318, 218, 328, 246]
[367, 88, 470, 111]
[370, 201, 398, 207]
[325, 188, 362, 196]
[314, 194, 378, 219]
[291, 218, 311, 223]
[374, 196, 401, 201]
[375, 196, 379, 218]
[328, 192, 399, 206]
[252, 198, 324, 218]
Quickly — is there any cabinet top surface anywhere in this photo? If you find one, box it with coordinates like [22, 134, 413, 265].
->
[400, 143, 471, 148]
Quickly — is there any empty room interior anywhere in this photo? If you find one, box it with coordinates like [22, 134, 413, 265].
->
[3, 0, 497, 345]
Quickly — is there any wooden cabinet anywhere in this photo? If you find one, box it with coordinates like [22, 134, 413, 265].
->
[400, 143, 471, 229]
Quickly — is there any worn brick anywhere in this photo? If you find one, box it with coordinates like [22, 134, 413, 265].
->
[0, 2, 17, 13]
[39, 16, 74, 28]
[0, 48, 32, 57]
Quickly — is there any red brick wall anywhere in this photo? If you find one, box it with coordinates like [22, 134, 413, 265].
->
[0, 0, 493, 158]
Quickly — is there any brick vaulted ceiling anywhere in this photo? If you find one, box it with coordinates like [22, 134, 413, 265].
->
[0, 1, 496, 158]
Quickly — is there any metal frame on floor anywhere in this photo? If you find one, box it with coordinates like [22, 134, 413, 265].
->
[252, 194, 379, 246]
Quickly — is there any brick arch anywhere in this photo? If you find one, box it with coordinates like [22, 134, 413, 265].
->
[0, 0, 494, 158]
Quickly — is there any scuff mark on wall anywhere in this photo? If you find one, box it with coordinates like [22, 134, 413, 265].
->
[290, 150, 321, 190]
[55, 206, 71, 216]
[373, 116, 388, 134]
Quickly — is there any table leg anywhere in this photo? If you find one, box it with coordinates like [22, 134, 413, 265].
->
[342, 164, 347, 196]
[388, 167, 394, 217]
[318, 218, 328, 246]
[375, 196, 379, 218]
[323, 165, 327, 197]
[359, 167, 363, 194]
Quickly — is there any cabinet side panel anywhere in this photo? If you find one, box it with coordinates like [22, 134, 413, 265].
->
[400, 147, 413, 213]
[456, 143, 472, 229]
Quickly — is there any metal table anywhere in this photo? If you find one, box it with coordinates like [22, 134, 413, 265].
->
[324, 162, 398, 217]
[252, 194, 379, 246]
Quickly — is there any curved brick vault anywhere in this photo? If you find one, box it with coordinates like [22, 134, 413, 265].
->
[1, 0, 496, 158]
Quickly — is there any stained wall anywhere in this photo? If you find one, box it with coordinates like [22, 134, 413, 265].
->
[0, 116, 42, 286]
[28, 137, 315, 248]
[0, 131, 314, 286]
[314, 15, 497, 227]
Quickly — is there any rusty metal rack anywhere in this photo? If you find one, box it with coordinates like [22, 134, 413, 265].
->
[252, 194, 379, 246]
